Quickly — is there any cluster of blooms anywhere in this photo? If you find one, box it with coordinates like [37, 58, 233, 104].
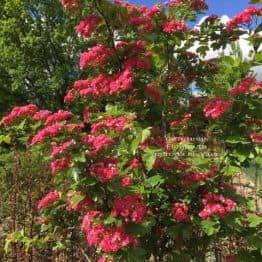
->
[51, 139, 76, 158]
[2, 104, 38, 127]
[198, 193, 236, 220]
[203, 98, 233, 119]
[129, 158, 141, 170]
[81, 211, 137, 253]
[172, 202, 191, 222]
[168, 73, 187, 89]
[182, 169, 216, 187]
[45, 110, 74, 126]
[65, 69, 133, 102]
[121, 176, 133, 187]
[37, 191, 59, 211]
[60, 0, 82, 10]
[111, 194, 147, 223]
[91, 116, 131, 135]
[154, 157, 191, 171]
[75, 14, 100, 38]
[80, 44, 113, 70]
[163, 19, 188, 34]
[30, 124, 62, 145]
[51, 156, 71, 174]
[170, 113, 192, 127]
[250, 133, 262, 144]
[33, 110, 52, 121]
[123, 56, 151, 71]
[127, 4, 160, 31]
[146, 84, 162, 103]
[67, 192, 93, 212]
[229, 77, 262, 96]
[89, 159, 119, 183]
[83, 134, 115, 154]
[170, 0, 208, 11]
[226, 6, 262, 29]
[98, 257, 114, 262]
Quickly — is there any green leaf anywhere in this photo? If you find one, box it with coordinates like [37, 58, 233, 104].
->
[126, 247, 147, 262]
[0, 135, 11, 144]
[201, 220, 221, 236]
[141, 127, 151, 143]
[144, 175, 164, 188]
[223, 165, 241, 176]
[247, 214, 262, 228]
[142, 148, 160, 171]
[71, 194, 85, 208]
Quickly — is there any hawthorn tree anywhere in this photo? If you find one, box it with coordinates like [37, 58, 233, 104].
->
[1, 0, 262, 261]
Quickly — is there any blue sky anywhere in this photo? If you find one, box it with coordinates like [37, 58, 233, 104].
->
[130, 0, 251, 18]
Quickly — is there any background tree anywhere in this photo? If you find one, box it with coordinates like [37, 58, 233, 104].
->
[0, 0, 83, 114]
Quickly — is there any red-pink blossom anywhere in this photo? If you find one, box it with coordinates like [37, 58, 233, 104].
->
[2, 104, 38, 127]
[91, 116, 131, 134]
[33, 110, 52, 121]
[121, 176, 133, 187]
[83, 134, 115, 153]
[124, 56, 151, 71]
[37, 191, 59, 211]
[163, 19, 188, 34]
[51, 139, 76, 158]
[129, 16, 154, 31]
[75, 15, 100, 38]
[82, 210, 103, 233]
[199, 193, 236, 220]
[30, 124, 62, 145]
[227, 6, 261, 29]
[60, 0, 82, 10]
[182, 169, 216, 187]
[229, 77, 262, 96]
[99, 226, 137, 253]
[112, 194, 146, 223]
[80, 44, 113, 70]
[154, 158, 191, 171]
[86, 223, 107, 246]
[203, 98, 233, 119]
[170, 113, 192, 127]
[51, 156, 71, 174]
[172, 202, 191, 222]
[146, 84, 162, 103]
[45, 110, 73, 126]
[250, 133, 262, 144]
[129, 158, 141, 170]
[169, 73, 187, 89]
[89, 159, 119, 183]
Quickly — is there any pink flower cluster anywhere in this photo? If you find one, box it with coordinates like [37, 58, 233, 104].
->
[203, 98, 233, 119]
[129, 158, 141, 170]
[170, 0, 208, 11]
[83, 134, 115, 153]
[65, 69, 133, 102]
[146, 84, 162, 103]
[182, 169, 216, 187]
[250, 133, 262, 144]
[121, 176, 133, 187]
[30, 124, 62, 145]
[91, 116, 131, 134]
[169, 73, 187, 89]
[33, 110, 52, 121]
[2, 104, 38, 127]
[89, 159, 119, 183]
[51, 156, 71, 174]
[128, 4, 160, 31]
[111, 194, 147, 223]
[45, 110, 74, 126]
[229, 77, 262, 96]
[123, 56, 151, 71]
[51, 139, 76, 158]
[154, 157, 191, 171]
[198, 193, 236, 220]
[80, 44, 113, 70]
[172, 202, 191, 222]
[227, 6, 262, 29]
[170, 113, 192, 127]
[60, 0, 81, 10]
[37, 191, 59, 211]
[163, 19, 188, 34]
[75, 15, 100, 38]
[81, 211, 137, 253]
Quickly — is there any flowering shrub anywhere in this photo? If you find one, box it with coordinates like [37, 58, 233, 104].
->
[2, 0, 262, 261]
